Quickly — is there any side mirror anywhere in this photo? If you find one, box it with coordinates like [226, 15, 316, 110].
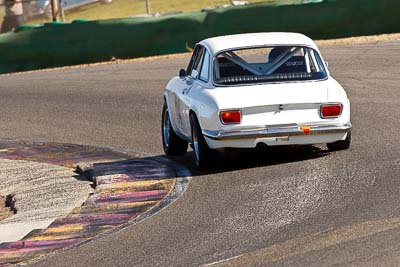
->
[325, 61, 329, 67]
[179, 69, 186, 79]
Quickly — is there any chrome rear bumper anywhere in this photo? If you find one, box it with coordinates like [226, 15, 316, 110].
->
[203, 123, 352, 141]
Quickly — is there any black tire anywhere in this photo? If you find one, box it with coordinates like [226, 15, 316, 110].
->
[161, 103, 188, 156]
[327, 131, 352, 151]
[190, 113, 218, 170]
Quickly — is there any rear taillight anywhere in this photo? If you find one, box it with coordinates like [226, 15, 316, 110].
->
[320, 104, 342, 118]
[220, 110, 241, 124]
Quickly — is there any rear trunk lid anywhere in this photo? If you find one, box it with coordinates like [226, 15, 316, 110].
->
[210, 80, 329, 127]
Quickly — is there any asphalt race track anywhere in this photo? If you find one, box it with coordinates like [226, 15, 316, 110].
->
[1, 41, 400, 266]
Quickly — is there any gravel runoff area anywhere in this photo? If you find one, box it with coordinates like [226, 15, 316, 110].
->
[0, 159, 93, 243]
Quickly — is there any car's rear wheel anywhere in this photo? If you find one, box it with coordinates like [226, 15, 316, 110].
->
[190, 113, 218, 170]
[162, 103, 188, 156]
[327, 131, 352, 151]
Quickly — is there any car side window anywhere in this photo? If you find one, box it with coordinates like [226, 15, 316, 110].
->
[191, 47, 205, 77]
[199, 50, 210, 82]
[187, 45, 205, 78]
[186, 46, 200, 75]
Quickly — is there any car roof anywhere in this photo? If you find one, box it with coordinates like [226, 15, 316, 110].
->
[198, 32, 318, 55]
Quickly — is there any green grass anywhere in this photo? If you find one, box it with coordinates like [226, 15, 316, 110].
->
[27, 0, 272, 24]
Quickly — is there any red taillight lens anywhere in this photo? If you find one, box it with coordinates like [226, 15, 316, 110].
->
[320, 104, 342, 118]
[220, 110, 241, 124]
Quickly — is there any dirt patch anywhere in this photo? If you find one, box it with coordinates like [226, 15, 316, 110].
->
[0, 195, 13, 221]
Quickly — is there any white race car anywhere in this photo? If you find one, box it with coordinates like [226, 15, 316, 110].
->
[162, 32, 352, 169]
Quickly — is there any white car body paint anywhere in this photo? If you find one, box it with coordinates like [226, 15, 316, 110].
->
[164, 32, 351, 150]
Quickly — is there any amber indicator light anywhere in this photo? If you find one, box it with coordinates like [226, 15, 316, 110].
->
[301, 126, 311, 134]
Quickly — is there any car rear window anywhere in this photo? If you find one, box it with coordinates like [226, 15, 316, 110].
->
[214, 46, 327, 85]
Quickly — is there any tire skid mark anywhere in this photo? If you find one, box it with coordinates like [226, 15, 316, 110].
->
[0, 140, 182, 266]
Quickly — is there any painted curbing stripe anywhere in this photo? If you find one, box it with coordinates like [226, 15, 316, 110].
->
[22, 225, 114, 242]
[85, 189, 169, 205]
[95, 179, 175, 194]
[67, 201, 158, 216]
[0, 238, 86, 253]
[49, 213, 138, 228]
